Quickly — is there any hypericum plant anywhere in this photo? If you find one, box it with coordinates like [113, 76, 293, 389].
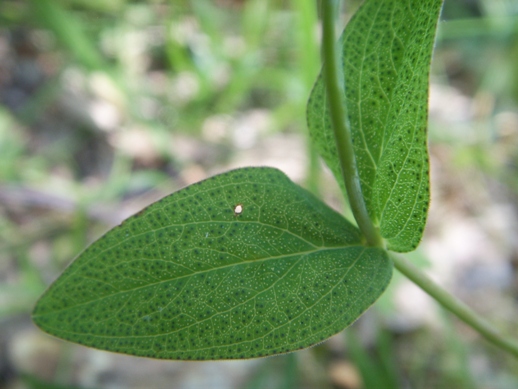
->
[32, 0, 518, 360]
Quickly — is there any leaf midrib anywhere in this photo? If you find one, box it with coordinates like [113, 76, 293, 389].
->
[33, 245, 366, 317]
[37, 247, 372, 348]
[356, 0, 384, 170]
[377, 13, 433, 227]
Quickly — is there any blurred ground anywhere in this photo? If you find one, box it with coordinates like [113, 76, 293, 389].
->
[1, 0, 518, 388]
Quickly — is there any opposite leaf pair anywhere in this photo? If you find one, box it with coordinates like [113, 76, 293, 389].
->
[33, 0, 443, 360]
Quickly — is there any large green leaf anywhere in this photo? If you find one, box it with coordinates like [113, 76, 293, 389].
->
[307, 0, 443, 252]
[33, 167, 392, 360]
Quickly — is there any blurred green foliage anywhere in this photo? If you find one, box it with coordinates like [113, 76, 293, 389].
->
[1, 0, 518, 388]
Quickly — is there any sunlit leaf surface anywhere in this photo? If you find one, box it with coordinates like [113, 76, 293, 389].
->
[307, 0, 443, 252]
[33, 167, 392, 360]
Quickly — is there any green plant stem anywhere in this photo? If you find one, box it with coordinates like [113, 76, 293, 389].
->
[320, 0, 518, 360]
[391, 253, 518, 358]
[320, 0, 382, 248]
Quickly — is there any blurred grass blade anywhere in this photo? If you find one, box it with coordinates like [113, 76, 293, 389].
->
[29, 0, 105, 70]
[281, 353, 299, 389]
[437, 16, 518, 40]
[307, 0, 444, 252]
[33, 167, 392, 360]
[346, 328, 399, 389]
[64, 0, 125, 13]
[22, 373, 98, 389]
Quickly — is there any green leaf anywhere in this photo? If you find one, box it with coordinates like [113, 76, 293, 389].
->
[33, 167, 392, 360]
[307, 0, 443, 252]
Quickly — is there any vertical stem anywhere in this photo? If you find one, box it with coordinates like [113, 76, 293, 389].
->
[320, 0, 383, 247]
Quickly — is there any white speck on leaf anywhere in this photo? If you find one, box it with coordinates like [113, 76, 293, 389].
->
[234, 204, 243, 216]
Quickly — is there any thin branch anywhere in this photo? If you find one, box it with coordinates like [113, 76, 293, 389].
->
[392, 253, 518, 358]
